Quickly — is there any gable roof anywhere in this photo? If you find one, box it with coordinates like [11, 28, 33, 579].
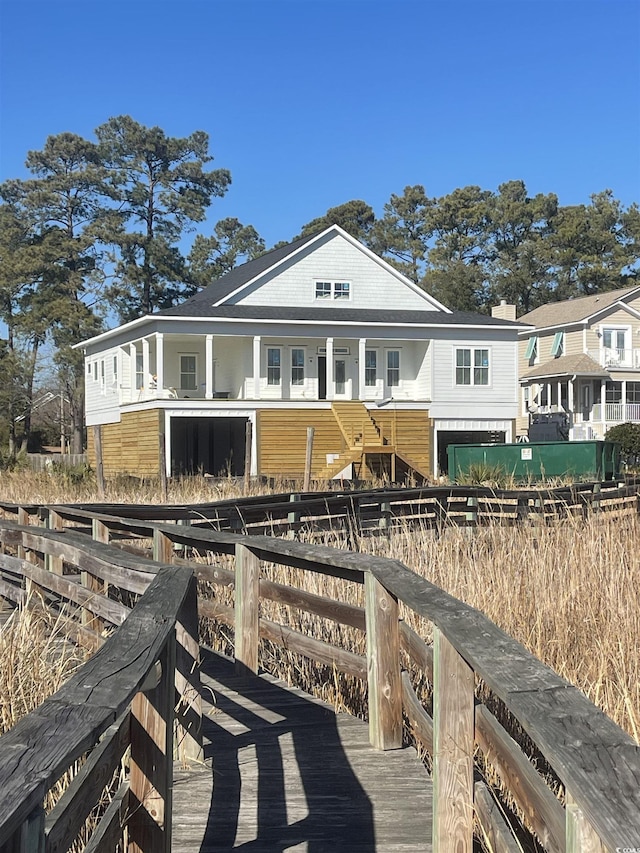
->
[165, 224, 450, 315]
[521, 353, 609, 382]
[519, 285, 640, 330]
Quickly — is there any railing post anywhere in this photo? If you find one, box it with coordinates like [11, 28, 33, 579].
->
[174, 573, 204, 765]
[17, 506, 29, 561]
[378, 499, 391, 530]
[46, 509, 64, 576]
[234, 542, 260, 675]
[465, 495, 478, 527]
[128, 635, 176, 853]
[153, 529, 174, 564]
[364, 571, 402, 750]
[566, 790, 604, 853]
[432, 626, 474, 853]
[3, 804, 45, 852]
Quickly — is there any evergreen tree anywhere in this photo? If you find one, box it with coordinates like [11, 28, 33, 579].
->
[96, 116, 231, 320]
[188, 217, 265, 290]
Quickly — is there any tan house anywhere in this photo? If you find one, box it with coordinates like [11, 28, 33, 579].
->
[517, 285, 640, 439]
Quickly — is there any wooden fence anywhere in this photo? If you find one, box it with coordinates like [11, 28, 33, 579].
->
[0, 495, 639, 851]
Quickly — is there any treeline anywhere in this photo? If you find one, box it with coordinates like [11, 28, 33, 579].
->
[1, 115, 638, 455]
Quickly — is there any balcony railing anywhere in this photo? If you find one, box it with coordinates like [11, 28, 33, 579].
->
[587, 348, 640, 369]
[591, 402, 640, 423]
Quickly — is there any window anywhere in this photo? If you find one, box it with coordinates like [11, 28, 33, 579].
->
[602, 328, 626, 351]
[180, 355, 197, 391]
[135, 354, 143, 390]
[291, 348, 304, 385]
[605, 381, 622, 404]
[525, 336, 538, 362]
[100, 360, 105, 393]
[314, 280, 351, 300]
[627, 382, 640, 404]
[113, 355, 118, 384]
[456, 348, 489, 386]
[365, 350, 377, 387]
[267, 348, 281, 385]
[93, 361, 98, 382]
[87, 361, 91, 376]
[387, 350, 400, 387]
[315, 281, 331, 299]
[551, 331, 564, 358]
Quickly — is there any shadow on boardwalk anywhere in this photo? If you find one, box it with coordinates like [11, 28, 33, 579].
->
[171, 649, 432, 852]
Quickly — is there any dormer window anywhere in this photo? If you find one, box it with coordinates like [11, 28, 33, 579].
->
[315, 280, 351, 300]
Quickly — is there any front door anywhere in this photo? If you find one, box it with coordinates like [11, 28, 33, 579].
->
[582, 383, 591, 420]
[334, 358, 347, 397]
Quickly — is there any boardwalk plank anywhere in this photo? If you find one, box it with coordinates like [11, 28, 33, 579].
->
[172, 649, 432, 852]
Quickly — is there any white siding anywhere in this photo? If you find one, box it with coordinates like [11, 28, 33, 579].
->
[84, 347, 122, 425]
[430, 332, 519, 420]
[230, 233, 441, 312]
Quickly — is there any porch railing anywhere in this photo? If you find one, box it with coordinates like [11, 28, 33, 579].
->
[591, 402, 640, 423]
[586, 348, 640, 369]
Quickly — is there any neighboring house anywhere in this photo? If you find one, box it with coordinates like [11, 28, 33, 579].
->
[76, 225, 526, 480]
[517, 285, 640, 440]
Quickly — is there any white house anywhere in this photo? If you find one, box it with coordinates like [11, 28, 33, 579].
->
[76, 225, 527, 480]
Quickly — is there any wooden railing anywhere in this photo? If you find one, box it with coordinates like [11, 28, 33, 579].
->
[0, 522, 201, 853]
[1, 479, 638, 539]
[0, 500, 639, 851]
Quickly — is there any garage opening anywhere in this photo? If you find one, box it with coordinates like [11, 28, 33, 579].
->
[437, 430, 506, 477]
[171, 417, 249, 477]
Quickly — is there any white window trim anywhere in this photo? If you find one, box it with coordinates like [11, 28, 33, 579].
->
[365, 348, 378, 388]
[290, 346, 305, 387]
[179, 353, 198, 392]
[385, 348, 401, 388]
[267, 346, 282, 386]
[314, 280, 352, 301]
[454, 346, 491, 387]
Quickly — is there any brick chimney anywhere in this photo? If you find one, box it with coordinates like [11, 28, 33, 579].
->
[491, 299, 516, 321]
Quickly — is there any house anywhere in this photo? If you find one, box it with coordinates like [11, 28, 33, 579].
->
[76, 225, 527, 481]
[517, 285, 640, 440]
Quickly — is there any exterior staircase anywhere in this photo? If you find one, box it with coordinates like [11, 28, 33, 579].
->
[331, 402, 384, 449]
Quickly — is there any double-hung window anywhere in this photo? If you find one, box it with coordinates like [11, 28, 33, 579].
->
[113, 355, 118, 386]
[180, 355, 197, 391]
[386, 350, 400, 387]
[314, 280, 351, 300]
[365, 350, 377, 387]
[267, 348, 281, 385]
[456, 348, 489, 386]
[291, 348, 304, 385]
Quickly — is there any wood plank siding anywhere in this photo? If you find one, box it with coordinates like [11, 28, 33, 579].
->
[257, 409, 345, 478]
[87, 410, 161, 477]
[373, 410, 432, 473]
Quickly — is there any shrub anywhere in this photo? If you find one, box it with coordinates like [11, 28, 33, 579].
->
[606, 422, 640, 468]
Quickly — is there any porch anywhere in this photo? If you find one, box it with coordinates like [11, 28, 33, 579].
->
[117, 332, 432, 406]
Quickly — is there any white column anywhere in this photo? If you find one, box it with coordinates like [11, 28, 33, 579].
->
[358, 338, 367, 400]
[326, 337, 334, 401]
[205, 334, 214, 399]
[622, 380, 627, 421]
[253, 336, 261, 400]
[129, 343, 137, 402]
[557, 381, 562, 411]
[142, 337, 150, 396]
[546, 382, 552, 411]
[156, 333, 164, 394]
[568, 379, 574, 418]
[600, 379, 607, 425]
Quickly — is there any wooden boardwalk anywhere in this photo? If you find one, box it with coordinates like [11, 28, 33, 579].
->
[172, 649, 432, 852]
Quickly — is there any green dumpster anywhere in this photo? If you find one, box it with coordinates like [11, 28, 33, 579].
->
[447, 440, 620, 483]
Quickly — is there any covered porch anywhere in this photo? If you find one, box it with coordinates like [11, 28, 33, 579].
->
[117, 331, 432, 406]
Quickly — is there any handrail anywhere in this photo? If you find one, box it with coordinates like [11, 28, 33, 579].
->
[0, 502, 639, 851]
[0, 527, 200, 852]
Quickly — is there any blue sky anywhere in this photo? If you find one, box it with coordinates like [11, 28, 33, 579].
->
[1, 0, 639, 250]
